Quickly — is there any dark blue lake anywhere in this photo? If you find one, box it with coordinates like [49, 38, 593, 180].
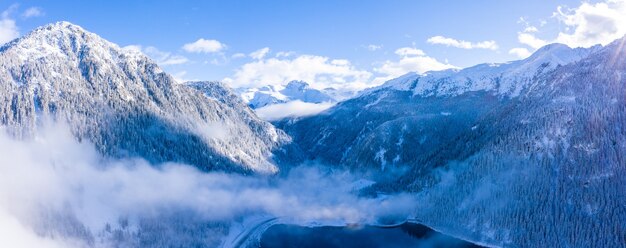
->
[260, 222, 485, 248]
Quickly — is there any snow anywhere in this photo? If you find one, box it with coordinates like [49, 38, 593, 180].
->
[362, 42, 599, 99]
[238, 80, 338, 109]
[374, 147, 387, 171]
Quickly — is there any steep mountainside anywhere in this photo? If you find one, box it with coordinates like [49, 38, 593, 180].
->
[410, 38, 626, 247]
[278, 43, 596, 172]
[278, 39, 626, 247]
[0, 21, 289, 173]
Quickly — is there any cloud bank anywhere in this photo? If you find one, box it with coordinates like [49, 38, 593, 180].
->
[249, 47, 270, 60]
[224, 54, 373, 90]
[553, 0, 626, 48]
[427, 36, 498, 50]
[0, 122, 416, 247]
[123, 45, 189, 65]
[254, 101, 335, 121]
[0, 5, 19, 45]
[511, 0, 626, 58]
[183, 38, 226, 53]
[22, 7, 44, 18]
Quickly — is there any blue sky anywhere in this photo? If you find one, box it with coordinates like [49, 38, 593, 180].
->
[2, 0, 625, 90]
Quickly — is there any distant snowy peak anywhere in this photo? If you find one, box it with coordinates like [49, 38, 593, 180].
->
[369, 43, 601, 98]
[280, 80, 335, 103]
[283, 80, 309, 91]
[239, 80, 337, 109]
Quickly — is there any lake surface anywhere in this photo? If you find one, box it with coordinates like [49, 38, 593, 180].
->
[259, 222, 485, 248]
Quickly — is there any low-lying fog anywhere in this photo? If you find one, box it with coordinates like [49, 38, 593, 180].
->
[0, 122, 420, 247]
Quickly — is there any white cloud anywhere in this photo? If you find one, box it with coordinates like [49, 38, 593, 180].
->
[0, 5, 19, 45]
[123, 45, 189, 65]
[523, 26, 539, 33]
[255, 100, 335, 121]
[331, 59, 350, 66]
[122, 44, 142, 53]
[182, 38, 225, 53]
[225, 47, 455, 91]
[249, 47, 270, 60]
[232, 53, 246, 59]
[144, 46, 189, 65]
[0, 210, 68, 248]
[427, 36, 498, 50]
[366, 44, 382, 51]
[509, 47, 531, 59]
[22, 7, 43, 18]
[275, 51, 295, 57]
[224, 54, 372, 90]
[517, 32, 547, 49]
[162, 56, 188, 65]
[395, 47, 425, 56]
[553, 0, 626, 48]
[372, 47, 457, 84]
[171, 70, 194, 83]
[513, 0, 626, 52]
[0, 122, 417, 246]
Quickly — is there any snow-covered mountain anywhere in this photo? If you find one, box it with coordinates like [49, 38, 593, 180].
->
[238, 80, 339, 109]
[0, 21, 290, 174]
[365, 43, 600, 97]
[277, 39, 626, 247]
[3, 20, 624, 248]
[279, 42, 598, 170]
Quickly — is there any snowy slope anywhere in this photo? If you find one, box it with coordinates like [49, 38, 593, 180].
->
[280, 43, 601, 169]
[238, 80, 338, 109]
[0, 21, 290, 173]
[278, 39, 626, 247]
[409, 39, 626, 247]
[367, 43, 600, 98]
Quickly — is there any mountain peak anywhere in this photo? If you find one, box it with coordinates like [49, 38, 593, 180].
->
[285, 80, 310, 90]
[364, 41, 603, 98]
[40, 21, 85, 32]
[534, 43, 570, 52]
[525, 43, 572, 61]
[0, 22, 288, 174]
[517, 42, 600, 74]
[8, 21, 89, 45]
[1, 21, 146, 65]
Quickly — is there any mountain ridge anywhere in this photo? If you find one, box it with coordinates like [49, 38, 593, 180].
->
[277, 37, 626, 247]
[0, 21, 290, 173]
[365, 42, 601, 99]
